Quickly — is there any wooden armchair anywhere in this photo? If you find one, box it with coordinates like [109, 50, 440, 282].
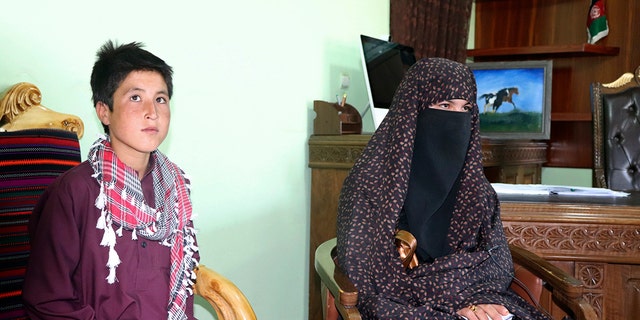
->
[193, 265, 257, 320]
[1, 82, 84, 319]
[1, 82, 84, 138]
[591, 65, 640, 191]
[315, 236, 598, 320]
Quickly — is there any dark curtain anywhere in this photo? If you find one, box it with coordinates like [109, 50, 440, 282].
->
[390, 0, 474, 63]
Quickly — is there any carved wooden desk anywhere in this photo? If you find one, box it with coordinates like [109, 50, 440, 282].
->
[499, 193, 640, 320]
[307, 134, 547, 320]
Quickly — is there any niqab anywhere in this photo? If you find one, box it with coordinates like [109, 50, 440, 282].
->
[400, 106, 470, 262]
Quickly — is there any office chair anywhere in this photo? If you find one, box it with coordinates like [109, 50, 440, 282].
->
[591, 66, 640, 191]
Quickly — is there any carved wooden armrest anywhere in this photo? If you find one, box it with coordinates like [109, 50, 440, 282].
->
[0, 82, 84, 138]
[193, 265, 257, 320]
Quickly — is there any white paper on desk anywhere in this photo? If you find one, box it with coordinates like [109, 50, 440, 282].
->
[491, 183, 630, 197]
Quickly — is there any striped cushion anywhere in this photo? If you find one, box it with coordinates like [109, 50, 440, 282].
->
[0, 129, 81, 319]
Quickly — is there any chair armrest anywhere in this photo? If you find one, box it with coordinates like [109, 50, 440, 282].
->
[509, 245, 598, 320]
[315, 238, 361, 319]
[193, 264, 257, 320]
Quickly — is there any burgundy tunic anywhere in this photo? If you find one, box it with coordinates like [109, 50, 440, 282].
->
[23, 161, 197, 319]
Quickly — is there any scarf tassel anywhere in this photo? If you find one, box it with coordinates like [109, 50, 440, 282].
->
[103, 224, 121, 284]
[96, 210, 107, 230]
[184, 240, 198, 254]
[105, 245, 121, 284]
[95, 185, 107, 210]
[107, 245, 121, 267]
[100, 222, 116, 247]
[116, 224, 123, 237]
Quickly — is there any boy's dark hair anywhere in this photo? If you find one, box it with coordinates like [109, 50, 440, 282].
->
[90, 40, 173, 134]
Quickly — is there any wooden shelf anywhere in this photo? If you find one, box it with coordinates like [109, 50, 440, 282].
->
[467, 44, 620, 58]
[471, 0, 636, 170]
[551, 112, 592, 121]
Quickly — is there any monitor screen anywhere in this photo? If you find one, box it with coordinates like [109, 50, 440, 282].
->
[360, 34, 416, 128]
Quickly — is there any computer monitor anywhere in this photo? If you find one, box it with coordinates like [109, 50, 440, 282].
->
[359, 34, 417, 129]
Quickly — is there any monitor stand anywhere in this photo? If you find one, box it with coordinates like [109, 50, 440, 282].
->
[361, 103, 389, 131]
[371, 106, 388, 130]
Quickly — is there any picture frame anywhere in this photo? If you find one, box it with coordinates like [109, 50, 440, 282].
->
[468, 60, 552, 140]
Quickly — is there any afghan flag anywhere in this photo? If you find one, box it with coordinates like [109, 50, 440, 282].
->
[587, 0, 609, 44]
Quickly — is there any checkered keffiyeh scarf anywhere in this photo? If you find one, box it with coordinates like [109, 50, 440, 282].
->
[88, 135, 198, 320]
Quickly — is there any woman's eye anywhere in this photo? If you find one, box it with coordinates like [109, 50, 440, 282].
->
[438, 103, 450, 109]
[130, 95, 141, 102]
[156, 97, 167, 104]
[463, 105, 472, 112]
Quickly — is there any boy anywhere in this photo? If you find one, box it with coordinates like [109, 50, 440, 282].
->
[23, 41, 199, 320]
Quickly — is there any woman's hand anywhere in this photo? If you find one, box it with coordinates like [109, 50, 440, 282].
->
[457, 304, 511, 320]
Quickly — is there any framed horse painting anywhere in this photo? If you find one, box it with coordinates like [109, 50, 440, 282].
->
[468, 60, 552, 140]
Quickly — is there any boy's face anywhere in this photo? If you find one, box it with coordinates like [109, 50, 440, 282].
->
[96, 70, 170, 162]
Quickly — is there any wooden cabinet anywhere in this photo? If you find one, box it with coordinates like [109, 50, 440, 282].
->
[481, 139, 546, 184]
[470, 0, 639, 168]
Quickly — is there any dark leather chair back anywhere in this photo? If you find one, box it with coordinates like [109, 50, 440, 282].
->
[591, 66, 640, 191]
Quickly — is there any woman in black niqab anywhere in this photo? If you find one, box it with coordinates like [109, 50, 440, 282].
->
[336, 58, 550, 319]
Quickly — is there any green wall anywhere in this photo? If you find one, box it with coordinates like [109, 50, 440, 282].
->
[1, 1, 388, 319]
[542, 167, 592, 187]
